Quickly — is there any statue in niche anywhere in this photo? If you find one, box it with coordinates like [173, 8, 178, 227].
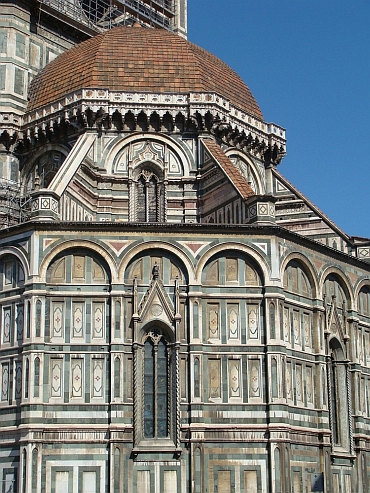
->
[152, 262, 159, 279]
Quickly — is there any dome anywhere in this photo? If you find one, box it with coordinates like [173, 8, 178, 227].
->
[27, 25, 263, 119]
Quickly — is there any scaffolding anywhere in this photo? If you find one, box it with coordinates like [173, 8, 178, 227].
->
[38, 0, 176, 33]
[0, 179, 31, 230]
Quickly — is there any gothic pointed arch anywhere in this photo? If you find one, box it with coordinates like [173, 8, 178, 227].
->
[134, 166, 164, 222]
[131, 264, 181, 456]
[327, 336, 352, 453]
[323, 272, 351, 348]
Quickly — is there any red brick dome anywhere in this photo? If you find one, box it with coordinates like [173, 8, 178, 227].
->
[27, 25, 263, 119]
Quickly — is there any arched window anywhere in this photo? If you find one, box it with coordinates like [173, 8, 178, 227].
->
[270, 303, 276, 339]
[134, 326, 178, 449]
[24, 358, 29, 399]
[144, 337, 168, 438]
[135, 169, 164, 222]
[275, 447, 282, 493]
[34, 357, 40, 398]
[328, 338, 351, 451]
[32, 447, 38, 493]
[329, 353, 340, 444]
[114, 357, 120, 399]
[22, 449, 27, 493]
[144, 335, 169, 438]
[194, 357, 200, 399]
[114, 447, 120, 493]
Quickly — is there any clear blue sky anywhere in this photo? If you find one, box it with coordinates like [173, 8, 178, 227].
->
[188, 0, 370, 239]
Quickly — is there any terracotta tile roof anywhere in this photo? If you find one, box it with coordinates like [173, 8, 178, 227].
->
[27, 25, 263, 119]
[202, 138, 255, 200]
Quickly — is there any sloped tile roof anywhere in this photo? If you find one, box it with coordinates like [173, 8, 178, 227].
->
[27, 25, 263, 119]
[202, 138, 255, 200]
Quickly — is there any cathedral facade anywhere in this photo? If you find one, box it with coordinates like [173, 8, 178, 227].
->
[0, 2, 370, 493]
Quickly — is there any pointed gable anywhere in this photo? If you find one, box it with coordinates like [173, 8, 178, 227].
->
[137, 277, 176, 329]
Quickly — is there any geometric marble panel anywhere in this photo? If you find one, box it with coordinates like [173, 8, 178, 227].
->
[208, 359, 221, 399]
[293, 310, 300, 346]
[4, 261, 12, 285]
[16, 304, 24, 341]
[303, 313, 311, 349]
[72, 255, 85, 280]
[71, 359, 83, 398]
[137, 471, 150, 492]
[227, 304, 239, 340]
[55, 471, 69, 493]
[207, 303, 219, 340]
[217, 470, 231, 493]
[1, 362, 9, 401]
[51, 302, 64, 339]
[72, 302, 84, 339]
[283, 307, 290, 343]
[296, 364, 303, 403]
[244, 470, 258, 493]
[163, 470, 177, 493]
[249, 358, 261, 398]
[92, 302, 104, 339]
[92, 359, 104, 398]
[226, 258, 238, 282]
[286, 361, 292, 401]
[82, 471, 96, 493]
[228, 359, 241, 398]
[248, 304, 259, 340]
[50, 359, 62, 398]
[2, 306, 11, 344]
[15, 361, 22, 400]
[306, 366, 313, 405]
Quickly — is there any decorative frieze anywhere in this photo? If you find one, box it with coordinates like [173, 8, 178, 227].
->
[22, 89, 286, 159]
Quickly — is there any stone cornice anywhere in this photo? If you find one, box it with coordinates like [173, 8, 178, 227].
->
[0, 220, 369, 271]
[23, 89, 286, 151]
